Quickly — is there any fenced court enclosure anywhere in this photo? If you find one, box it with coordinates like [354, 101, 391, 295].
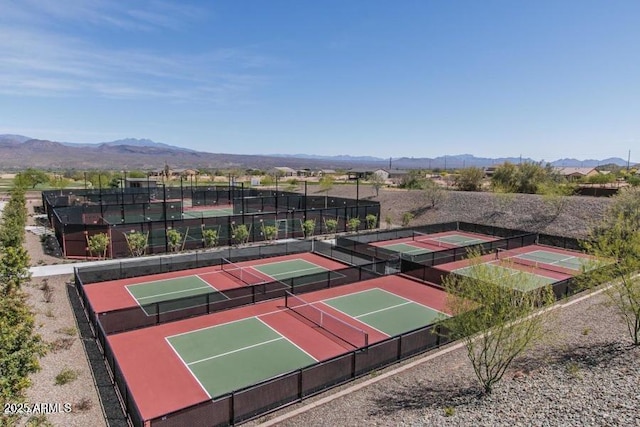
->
[43, 185, 381, 258]
[73, 222, 606, 426]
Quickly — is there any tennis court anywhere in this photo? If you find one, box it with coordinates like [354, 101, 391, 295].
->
[412, 231, 493, 248]
[375, 242, 434, 255]
[372, 230, 495, 255]
[126, 273, 228, 315]
[319, 288, 448, 337]
[506, 249, 593, 271]
[250, 258, 342, 282]
[454, 262, 557, 292]
[167, 317, 316, 398]
[182, 207, 234, 219]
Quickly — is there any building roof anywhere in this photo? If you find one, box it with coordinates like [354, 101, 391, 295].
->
[273, 166, 296, 173]
[554, 167, 597, 176]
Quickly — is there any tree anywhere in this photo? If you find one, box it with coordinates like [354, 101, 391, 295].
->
[538, 182, 575, 218]
[443, 253, 555, 393]
[202, 228, 219, 248]
[14, 168, 49, 189]
[49, 175, 71, 193]
[491, 162, 518, 193]
[324, 218, 338, 235]
[423, 179, 448, 208]
[399, 170, 425, 189]
[231, 223, 250, 246]
[166, 229, 183, 252]
[0, 246, 31, 295]
[302, 219, 316, 238]
[365, 214, 378, 230]
[125, 231, 148, 257]
[401, 212, 414, 227]
[261, 175, 274, 187]
[0, 185, 47, 413]
[516, 162, 548, 194]
[87, 233, 109, 259]
[581, 187, 640, 345]
[455, 167, 485, 191]
[260, 221, 278, 242]
[346, 217, 361, 233]
[384, 215, 393, 229]
[369, 173, 385, 197]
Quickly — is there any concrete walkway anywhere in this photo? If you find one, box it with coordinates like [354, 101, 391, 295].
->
[30, 258, 126, 277]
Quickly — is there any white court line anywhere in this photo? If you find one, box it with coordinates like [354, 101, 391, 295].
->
[270, 266, 329, 279]
[164, 337, 212, 399]
[187, 337, 285, 366]
[251, 258, 323, 270]
[374, 287, 450, 318]
[354, 301, 413, 318]
[257, 317, 318, 362]
[136, 285, 214, 300]
[315, 301, 389, 337]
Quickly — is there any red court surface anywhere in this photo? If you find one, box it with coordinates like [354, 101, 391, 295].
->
[84, 252, 349, 313]
[435, 244, 593, 281]
[369, 230, 499, 251]
[108, 275, 449, 421]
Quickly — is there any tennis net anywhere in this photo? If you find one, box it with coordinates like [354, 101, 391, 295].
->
[495, 249, 573, 276]
[285, 292, 368, 348]
[412, 232, 459, 249]
[221, 258, 267, 286]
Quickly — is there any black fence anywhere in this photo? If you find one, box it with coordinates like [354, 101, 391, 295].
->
[537, 233, 583, 251]
[45, 186, 381, 259]
[148, 317, 452, 427]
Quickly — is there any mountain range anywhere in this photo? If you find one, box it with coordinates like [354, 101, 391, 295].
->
[0, 134, 634, 171]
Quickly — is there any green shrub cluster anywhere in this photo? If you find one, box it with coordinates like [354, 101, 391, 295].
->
[0, 184, 47, 415]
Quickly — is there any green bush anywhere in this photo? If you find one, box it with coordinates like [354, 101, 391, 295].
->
[55, 368, 78, 385]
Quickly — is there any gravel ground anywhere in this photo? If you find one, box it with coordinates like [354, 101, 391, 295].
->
[14, 198, 113, 427]
[19, 188, 630, 427]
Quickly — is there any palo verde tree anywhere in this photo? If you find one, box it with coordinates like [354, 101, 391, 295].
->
[443, 251, 555, 393]
[423, 179, 448, 208]
[369, 173, 385, 197]
[581, 186, 640, 345]
[455, 167, 485, 191]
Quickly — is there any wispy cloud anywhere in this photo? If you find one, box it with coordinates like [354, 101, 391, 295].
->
[0, 1, 273, 103]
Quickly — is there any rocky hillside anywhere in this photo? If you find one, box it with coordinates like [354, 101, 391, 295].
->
[319, 185, 611, 239]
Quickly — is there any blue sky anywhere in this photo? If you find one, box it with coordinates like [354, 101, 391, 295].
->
[1, 1, 638, 161]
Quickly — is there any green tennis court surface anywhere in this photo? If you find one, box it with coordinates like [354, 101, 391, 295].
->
[126, 275, 227, 315]
[323, 288, 448, 337]
[377, 242, 434, 255]
[167, 317, 316, 398]
[414, 233, 491, 247]
[252, 259, 341, 282]
[512, 250, 590, 271]
[454, 262, 557, 292]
